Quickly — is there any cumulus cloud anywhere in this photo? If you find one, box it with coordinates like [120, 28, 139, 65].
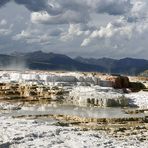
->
[127, 0, 148, 22]
[30, 0, 132, 25]
[0, 19, 7, 26]
[81, 38, 91, 47]
[0, 24, 13, 36]
[0, 0, 132, 26]
[1, 0, 148, 59]
[94, 0, 131, 15]
[12, 26, 63, 45]
[61, 24, 92, 41]
[13, 28, 51, 45]
[80, 0, 148, 47]
[81, 18, 134, 46]
[13, 30, 31, 40]
[0, 0, 132, 14]
[0, 0, 89, 25]
[1, 0, 131, 25]
[31, 8, 89, 25]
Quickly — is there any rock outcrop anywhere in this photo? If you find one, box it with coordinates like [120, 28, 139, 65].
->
[0, 83, 66, 101]
[129, 82, 146, 92]
[104, 75, 130, 89]
[69, 86, 128, 107]
[0, 71, 147, 108]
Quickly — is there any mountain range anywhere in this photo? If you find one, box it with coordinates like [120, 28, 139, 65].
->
[0, 51, 148, 75]
[75, 56, 148, 75]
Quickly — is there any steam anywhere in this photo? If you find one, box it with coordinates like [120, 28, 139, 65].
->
[2, 59, 28, 71]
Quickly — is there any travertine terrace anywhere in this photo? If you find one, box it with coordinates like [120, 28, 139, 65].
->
[0, 71, 148, 148]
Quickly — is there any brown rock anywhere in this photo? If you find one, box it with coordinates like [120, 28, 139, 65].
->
[106, 75, 130, 89]
[129, 82, 146, 92]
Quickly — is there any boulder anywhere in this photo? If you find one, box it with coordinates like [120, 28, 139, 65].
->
[105, 75, 130, 89]
[129, 82, 146, 92]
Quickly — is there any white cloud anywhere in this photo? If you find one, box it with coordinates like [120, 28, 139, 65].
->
[1, 0, 148, 59]
[81, 21, 133, 46]
[13, 30, 31, 40]
[61, 24, 92, 41]
[26, 34, 51, 45]
[31, 11, 50, 24]
[13, 28, 51, 45]
[81, 38, 91, 47]
[0, 19, 7, 26]
[0, 24, 13, 36]
[0, 0, 132, 26]
[31, 10, 88, 25]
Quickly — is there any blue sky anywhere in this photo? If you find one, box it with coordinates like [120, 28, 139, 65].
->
[0, 0, 148, 59]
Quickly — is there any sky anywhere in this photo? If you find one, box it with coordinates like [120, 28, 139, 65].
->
[0, 0, 148, 59]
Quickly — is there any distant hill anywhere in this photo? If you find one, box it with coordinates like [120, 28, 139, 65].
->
[0, 51, 148, 75]
[75, 57, 148, 75]
[0, 51, 105, 72]
[75, 57, 116, 73]
[24, 51, 105, 72]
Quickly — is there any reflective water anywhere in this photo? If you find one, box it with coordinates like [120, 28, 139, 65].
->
[6, 104, 145, 119]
